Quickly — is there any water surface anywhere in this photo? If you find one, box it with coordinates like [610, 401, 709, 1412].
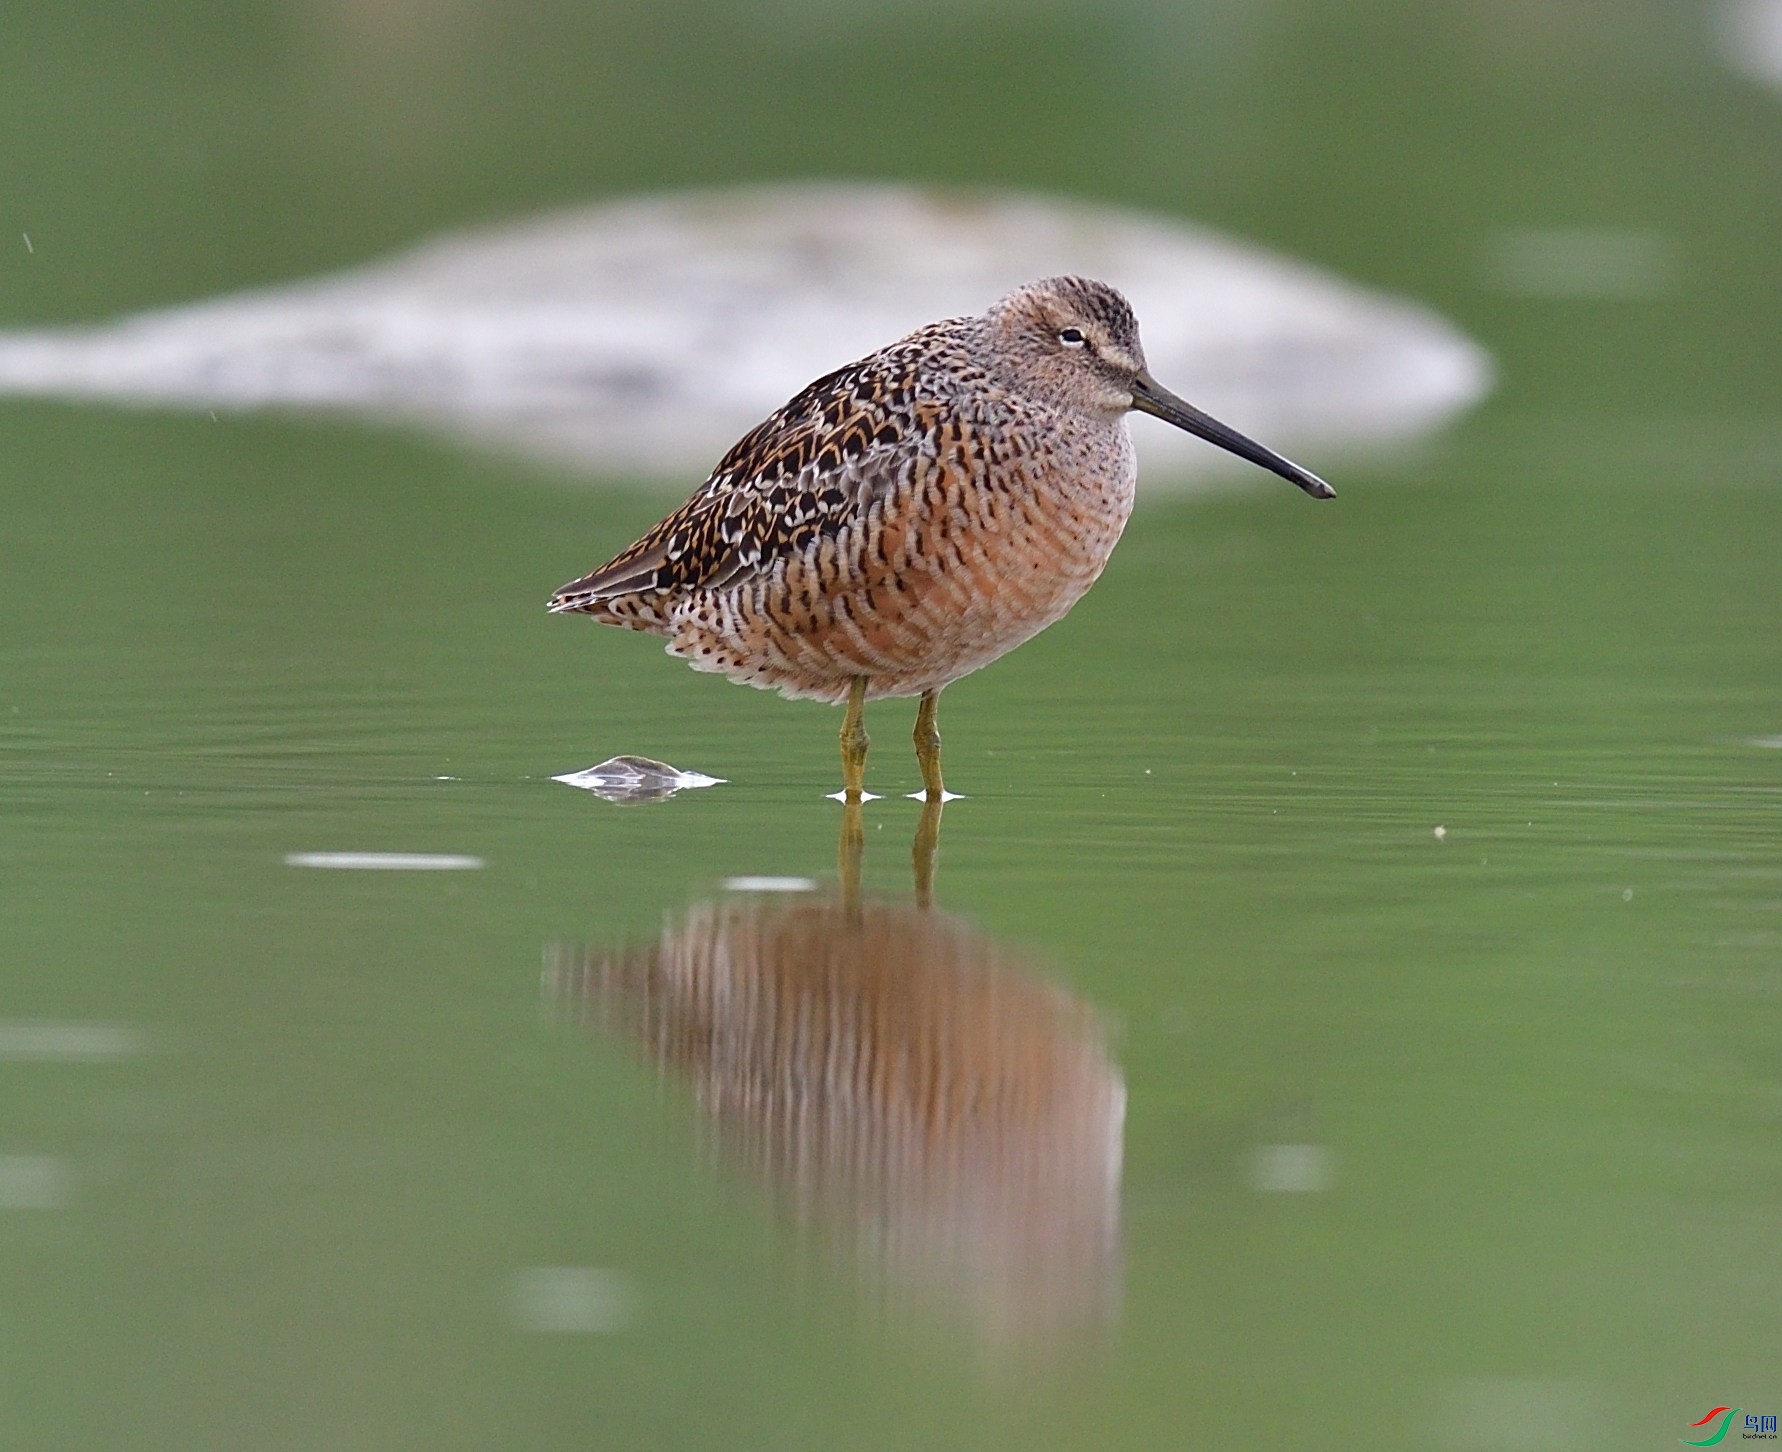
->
[3, 3, 1782, 1448]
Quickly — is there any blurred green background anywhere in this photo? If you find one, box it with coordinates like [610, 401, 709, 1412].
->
[2, 2, 1780, 1449]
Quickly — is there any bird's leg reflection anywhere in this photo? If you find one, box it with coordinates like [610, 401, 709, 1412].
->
[548, 812, 1124, 1357]
[912, 796, 944, 910]
[839, 797, 865, 920]
[839, 790, 943, 913]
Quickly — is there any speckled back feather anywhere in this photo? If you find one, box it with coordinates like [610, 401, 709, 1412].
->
[550, 320, 975, 612]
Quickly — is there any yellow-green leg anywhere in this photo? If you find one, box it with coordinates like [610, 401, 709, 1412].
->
[913, 687, 945, 801]
[912, 795, 944, 910]
[839, 675, 871, 802]
[838, 798, 865, 922]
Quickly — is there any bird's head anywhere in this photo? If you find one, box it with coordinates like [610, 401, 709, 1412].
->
[983, 275, 1334, 499]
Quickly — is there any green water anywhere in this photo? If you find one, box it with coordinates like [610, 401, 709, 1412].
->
[4, 4, 1782, 1449]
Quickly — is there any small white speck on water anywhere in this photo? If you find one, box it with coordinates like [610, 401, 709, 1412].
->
[1622, 888, 1634, 902]
[1250, 1143, 1334, 1193]
[1480, 225, 1676, 298]
[285, 852, 484, 871]
[507, 1267, 634, 1334]
[1433, 825, 1447, 840]
[0, 1155, 68, 1210]
[21, 233, 32, 254]
[0, 1021, 144, 1062]
[1717, 0, 1782, 91]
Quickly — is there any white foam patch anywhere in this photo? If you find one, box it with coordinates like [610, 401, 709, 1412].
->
[1748, 735, 1782, 749]
[1249, 1143, 1334, 1193]
[0, 1021, 144, 1062]
[0, 1156, 70, 1211]
[0, 183, 1490, 483]
[722, 876, 818, 893]
[1429, 1378, 1598, 1452]
[506, 1267, 634, 1334]
[1719, 0, 1782, 88]
[1480, 226, 1676, 299]
[285, 852, 484, 870]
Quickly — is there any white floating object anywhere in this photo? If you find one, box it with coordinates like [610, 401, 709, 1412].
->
[0, 183, 1490, 482]
[1718, 0, 1782, 89]
[284, 852, 484, 870]
[0, 1020, 144, 1063]
[1480, 225, 1676, 299]
[0, 1155, 70, 1211]
[1249, 1142, 1334, 1193]
[1433, 824, 1447, 840]
[552, 755, 724, 803]
[722, 876, 818, 893]
[506, 1266, 634, 1334]
[1430, 1378, 1596, 1452]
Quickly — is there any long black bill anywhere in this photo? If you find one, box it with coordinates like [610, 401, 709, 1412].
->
[1129, 371, 1335, 499]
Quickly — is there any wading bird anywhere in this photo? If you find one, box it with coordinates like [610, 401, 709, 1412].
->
[550, 276, 1332, 799]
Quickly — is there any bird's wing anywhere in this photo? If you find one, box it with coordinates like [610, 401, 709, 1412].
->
[550, 338, 957, 609]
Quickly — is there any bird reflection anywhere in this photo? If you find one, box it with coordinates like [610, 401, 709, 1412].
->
[547, 801, 1124, 1352]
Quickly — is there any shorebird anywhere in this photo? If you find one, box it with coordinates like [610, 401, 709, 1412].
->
[550, 275, 1332, 800]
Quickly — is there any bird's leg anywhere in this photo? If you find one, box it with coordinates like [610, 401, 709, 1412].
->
[839, 676, 871, 801]
[912, 795, 944, 910]
[913, 688, 945, 801]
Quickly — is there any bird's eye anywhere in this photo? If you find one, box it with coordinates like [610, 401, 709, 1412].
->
[1057, 328, 1086, 347]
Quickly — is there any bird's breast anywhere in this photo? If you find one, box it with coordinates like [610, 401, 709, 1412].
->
[668, 412, 1138, 701]
[832, 418, 1137, 688]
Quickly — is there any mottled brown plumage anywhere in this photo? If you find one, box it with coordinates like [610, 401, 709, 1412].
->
[550, 275, 1331, 798]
